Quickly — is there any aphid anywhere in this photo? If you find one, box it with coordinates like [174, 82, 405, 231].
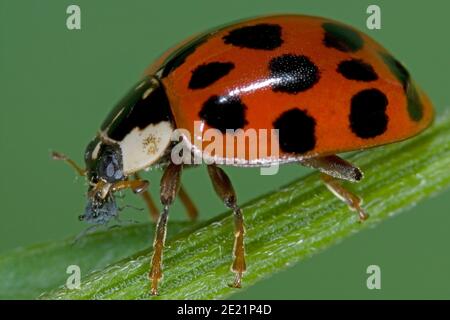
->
[54, 14, 434, 295]
[79, 195, 118, 225]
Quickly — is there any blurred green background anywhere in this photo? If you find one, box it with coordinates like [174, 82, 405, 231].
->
[1, 0, 449, 299]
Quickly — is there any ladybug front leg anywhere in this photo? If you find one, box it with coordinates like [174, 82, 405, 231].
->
[149, 163, 182, 296]
[111, 179, 149, 194]
[300, 155, 368, 221]
[207, 164, 246, 288]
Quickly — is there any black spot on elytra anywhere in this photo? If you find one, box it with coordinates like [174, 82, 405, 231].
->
[337, 59, 378, 82]
[269, 54, 320, 94]
[323, 22, 364, 53]
[380, 52, 424, 121]
[161, 33, 209, 78]
[222, 23, 283, 50]
[273, 108, 316, 153]
[380, 53, 409, 90]
[405, 85, 424, 122]
[188, 62, 235, 89]
[103, 77, 173, 141]
[350, 89, 388, 138]
[199, 95, 248, 133]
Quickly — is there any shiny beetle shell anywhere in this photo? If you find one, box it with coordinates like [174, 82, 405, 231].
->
[144, 14, 433, 166]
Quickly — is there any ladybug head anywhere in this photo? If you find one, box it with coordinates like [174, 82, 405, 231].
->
[95, 144, 124, 183]
[84, 138, 125, 184]
[83, 138, 126, 210]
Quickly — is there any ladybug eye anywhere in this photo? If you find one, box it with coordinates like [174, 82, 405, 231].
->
[99, 156, 123, 181]
[106, 162, 115, 178]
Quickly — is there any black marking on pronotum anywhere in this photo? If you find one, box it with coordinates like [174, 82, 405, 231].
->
[269, 54, 320, 94]
[380, 52, 424, 121]
[84, 136, 102, 179]
[350, 88, 389, 138]
[199, 95, 248, 133]
[188, 62, 235, 89]
[222, 23, 283, 50]
[273, 108, 316, 153]
[337, 59, 378, 82]
[161, 33, 210, 78]
[103, 78, 173, 141]
[322, 22, 364, 53]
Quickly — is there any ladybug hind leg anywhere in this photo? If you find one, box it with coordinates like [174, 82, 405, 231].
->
[300, 155, 368, 221]
[207, 164, 246, 288]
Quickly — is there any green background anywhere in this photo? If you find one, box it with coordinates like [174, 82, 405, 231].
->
[1, 0, 449, 299]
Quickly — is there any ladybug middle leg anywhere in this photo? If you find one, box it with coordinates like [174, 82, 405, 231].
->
[149, 162, 183, 296]
[178, 186, 198, 221]
[300, 155, 368, 221]
[134, 173, 159, 222]
[207, 164, 246, 288]
[134, 173, 198, 222]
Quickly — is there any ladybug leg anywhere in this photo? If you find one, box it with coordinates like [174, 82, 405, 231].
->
[207, 164, 246, 288]
[149, 163, 182, 296]
[299, 155, 362, 182]
[300, 155, 368, 221]
[111, 179, 149, 194]
[178, 185, 198, 221]
[320, 174, 368, 221]
[134, 173, 159, 222]
[51, 151, 86, 176]
[133, 173, 197, 222]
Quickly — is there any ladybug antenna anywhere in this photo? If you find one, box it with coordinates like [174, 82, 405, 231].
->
[51, 150, 87, 177]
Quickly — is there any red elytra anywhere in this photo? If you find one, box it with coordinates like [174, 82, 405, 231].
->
[147, 14, 433, 164]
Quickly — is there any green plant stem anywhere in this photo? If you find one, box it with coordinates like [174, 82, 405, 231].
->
[0, 222, 194, 299]
[41, 111, 450, 299]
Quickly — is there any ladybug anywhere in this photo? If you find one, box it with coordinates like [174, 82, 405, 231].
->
[54, 14, 434, 295]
